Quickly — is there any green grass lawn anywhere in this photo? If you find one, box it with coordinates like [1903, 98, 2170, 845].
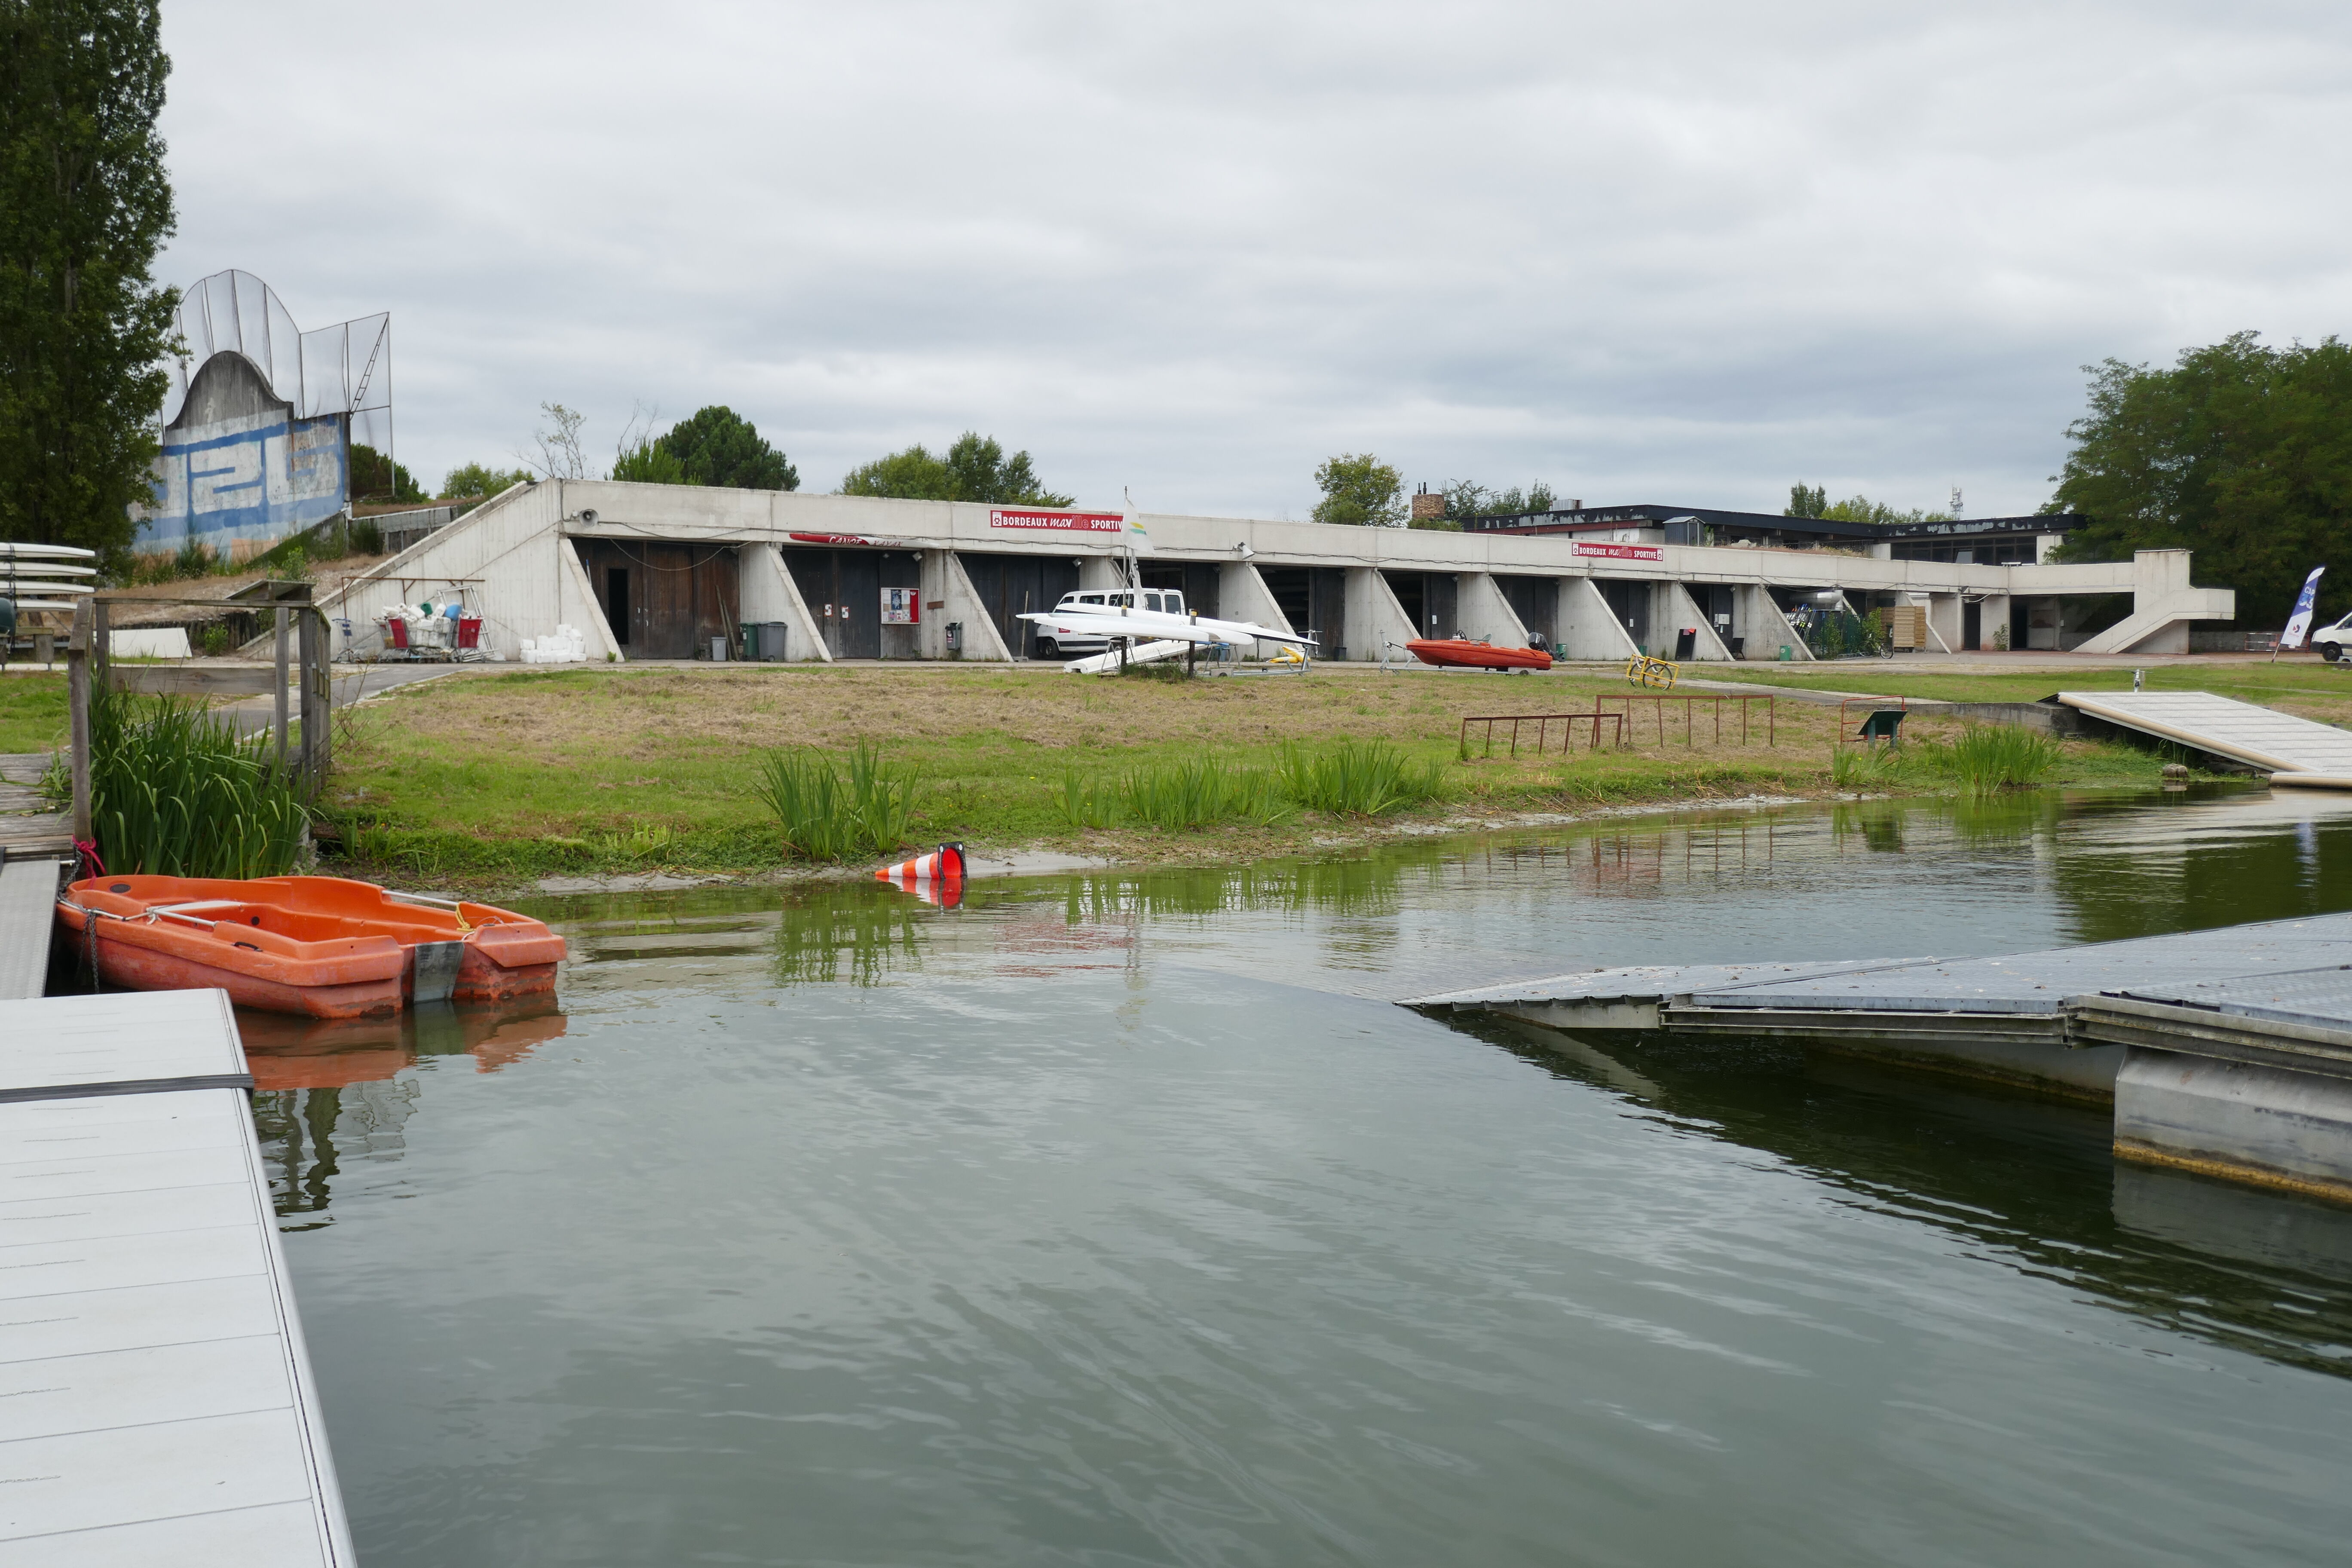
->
[318, 664, 2185, 888]
[0, 673, 68, 753]
[1704, 660, 2352, 716]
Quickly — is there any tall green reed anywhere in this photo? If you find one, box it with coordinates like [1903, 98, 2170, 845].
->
[1936, 724, 2063, 793]
[1277, 740, 1447, 816]
[86, 683, 310, 877]
[751, 743, 917, 861]
[1052, 766, 1120, 830]
[1120, 756, 1287, 830]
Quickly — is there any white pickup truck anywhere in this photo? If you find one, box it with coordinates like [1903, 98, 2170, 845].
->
[1032, 588, 1187, 657]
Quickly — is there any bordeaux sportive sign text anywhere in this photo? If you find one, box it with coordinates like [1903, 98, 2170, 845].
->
[1572, 541, 1666, 562]
[988, 509, 1124, 535]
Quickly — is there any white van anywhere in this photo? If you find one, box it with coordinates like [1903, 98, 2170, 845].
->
[2316, 612, 2352, 662]
[1032, 588, 1186, 657]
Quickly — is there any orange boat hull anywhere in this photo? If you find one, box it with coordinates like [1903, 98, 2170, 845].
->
[1406, 639, 1553, 671]
[55, 875, 567, 1019]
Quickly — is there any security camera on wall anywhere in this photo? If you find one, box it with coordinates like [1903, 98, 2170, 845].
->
[579, 508, 599, 526]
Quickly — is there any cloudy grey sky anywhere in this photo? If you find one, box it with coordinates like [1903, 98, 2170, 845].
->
[155, 1, 2352, 520]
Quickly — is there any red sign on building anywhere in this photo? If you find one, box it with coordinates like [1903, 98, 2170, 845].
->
[988, 508, 1124, 535]
[1572, 541, 1665, 563]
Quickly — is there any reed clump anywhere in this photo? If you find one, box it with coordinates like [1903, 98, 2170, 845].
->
[1277, 739, 1447, 816]
[1934, 724, 2064, 793]
[85, 684, 310, 878]
[1119, 756, 1287, 830]
[1828, 744, 1905, 790]
[751, 743, 916, 861]
[1052, 766, 1120, 830]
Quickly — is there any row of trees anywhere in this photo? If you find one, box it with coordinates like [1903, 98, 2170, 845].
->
[1782, 484, 1951, 527]
[1307, 458, 1568, 529]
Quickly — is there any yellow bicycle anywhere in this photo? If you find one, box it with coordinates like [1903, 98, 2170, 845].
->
[1625, 653, 1679, 689]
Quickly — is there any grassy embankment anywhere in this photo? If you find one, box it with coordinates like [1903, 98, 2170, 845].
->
[303, 663, 2185, 886]
[0, 674, 69, 754]
[1705, 659, 2352, 710]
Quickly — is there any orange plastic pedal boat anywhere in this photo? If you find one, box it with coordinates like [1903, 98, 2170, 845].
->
[55, 875, 568, 1020]
[1405, 638, 1554, 671]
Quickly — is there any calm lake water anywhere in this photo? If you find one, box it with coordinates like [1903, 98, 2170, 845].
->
[250, 787, 2352, 1567]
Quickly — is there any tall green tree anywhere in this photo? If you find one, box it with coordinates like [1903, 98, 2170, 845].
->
[656, 404, 797, 490]
[0, 0, 178, 563]
[440, 460, 533, 498]
[350, 443, 425, 504]
[2050, 333, 2352, 628]
[1312, 453, 1405, 526]
[838, 431, 1073, 506]
[1782, 482, 1947, 527]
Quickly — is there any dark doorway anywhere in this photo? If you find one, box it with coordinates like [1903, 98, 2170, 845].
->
[1494, 576, 1557, 647]
[1139, 561, 1221, 619]
[575, 540, 739, 659]
[1258, 567, 1348, 658]
[955, 552, 1081, 658]
[1598, 579, 1649, 651]
[604, 568, 631, 646]
[1382, 571, 1457, 641]
[783, 547, 922, 659]
[1963, 599, 1981, 651]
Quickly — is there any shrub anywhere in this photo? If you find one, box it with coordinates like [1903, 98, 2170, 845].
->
[350, 518, 383, 555]
[751, 743, 916, 861]
[1277, 740, 1446, 816]
[86, 684, 310, 878]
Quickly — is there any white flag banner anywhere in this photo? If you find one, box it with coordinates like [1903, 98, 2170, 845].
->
[2282, 566, 2327, 649]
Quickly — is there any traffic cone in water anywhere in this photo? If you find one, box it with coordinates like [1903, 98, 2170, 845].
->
[876, 843, 966, 882]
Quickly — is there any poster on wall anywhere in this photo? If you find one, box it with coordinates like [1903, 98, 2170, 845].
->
[881, 586, 920, 625]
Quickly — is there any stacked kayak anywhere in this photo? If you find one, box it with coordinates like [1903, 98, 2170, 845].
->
[55, 875, 567, 1020]
[1406, 639, 1554, 671]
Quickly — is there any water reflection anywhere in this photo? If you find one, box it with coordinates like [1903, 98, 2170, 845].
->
[259, 784, 2352, 1361]
[246, 998, 565, 1224]
[1467, 1017, 2352, 1379]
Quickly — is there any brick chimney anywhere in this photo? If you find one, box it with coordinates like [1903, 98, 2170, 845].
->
[1410, 489, 1446, 521]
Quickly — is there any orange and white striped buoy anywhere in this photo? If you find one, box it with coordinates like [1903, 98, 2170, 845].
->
[876, 843, 966, 882]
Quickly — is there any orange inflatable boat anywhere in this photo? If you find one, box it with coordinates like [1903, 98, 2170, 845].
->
[1406, 638, 1554, 671]
[55, 875, 568, 1020]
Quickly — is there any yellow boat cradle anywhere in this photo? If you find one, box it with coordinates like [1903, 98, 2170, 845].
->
[1625, 653, 1679, 689]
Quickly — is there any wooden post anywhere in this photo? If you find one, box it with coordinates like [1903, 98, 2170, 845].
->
[67, 598, 92, 849]
[297, 607, 329, 790]
[273, 605, 290, 779]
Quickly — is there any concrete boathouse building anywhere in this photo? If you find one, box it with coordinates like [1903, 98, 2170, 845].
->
[318, 480, 2234, 665]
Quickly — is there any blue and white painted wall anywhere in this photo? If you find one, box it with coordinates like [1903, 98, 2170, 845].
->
[134, 350, 347, 558]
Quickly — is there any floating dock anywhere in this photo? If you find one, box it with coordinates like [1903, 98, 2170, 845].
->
[1409, 913, 2352, 1202]
[2057, 689, 2352, 778]
[0, 753, 70, 862]
[0, 989, 354, 1565]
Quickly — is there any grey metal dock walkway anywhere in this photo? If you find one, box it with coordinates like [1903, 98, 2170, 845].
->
[1409, 913, 2352, 1201]
[0, 989, 354, 1565]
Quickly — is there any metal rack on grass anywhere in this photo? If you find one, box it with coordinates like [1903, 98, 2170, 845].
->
[1596, 693, 1775, 748]
[1459, 710, 1626, 757]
